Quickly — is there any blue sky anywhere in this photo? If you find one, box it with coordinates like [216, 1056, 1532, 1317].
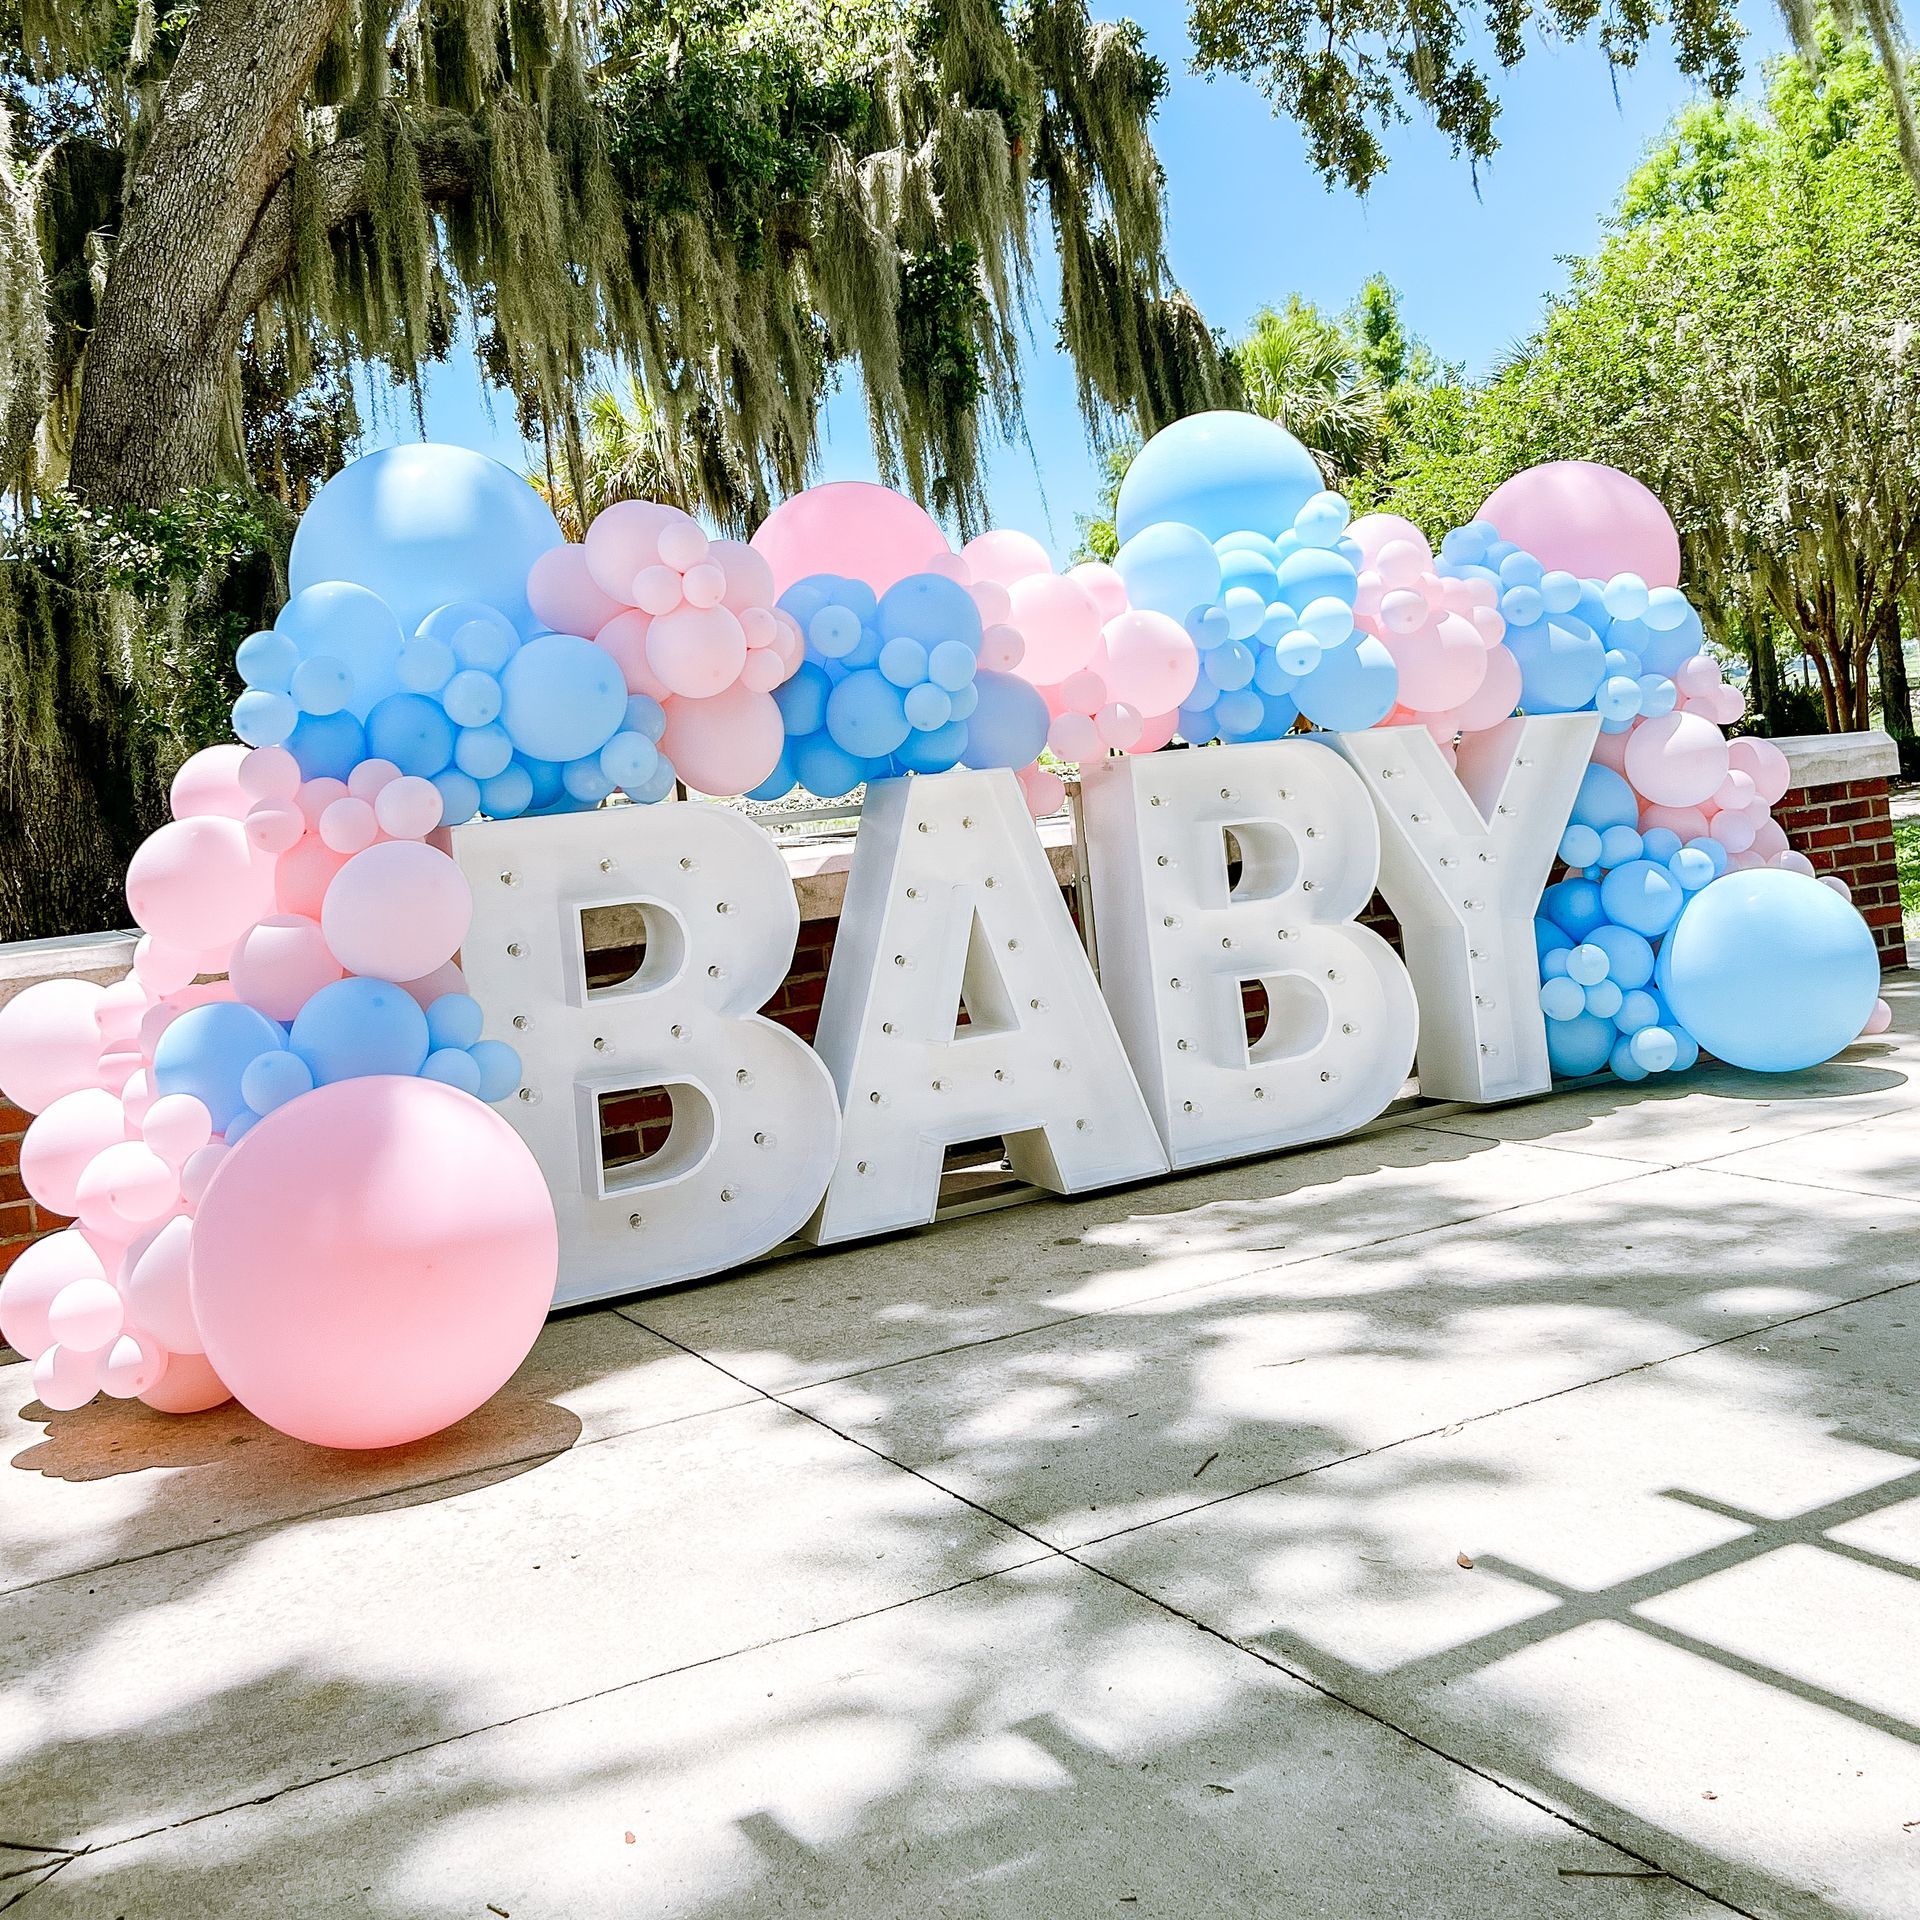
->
[360, 5, 1780, 558]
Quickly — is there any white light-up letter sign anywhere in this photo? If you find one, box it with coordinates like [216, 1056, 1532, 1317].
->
[1079, 738, 1419, 1168]
[452, 803, 842, 1304]
[1334, 713, 1599, 1102]
[805, 767, 1167, 1243]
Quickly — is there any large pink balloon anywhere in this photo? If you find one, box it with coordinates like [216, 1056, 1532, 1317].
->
[170, 745, 253, 821]
[0, 978, 106, 1114]
[1624, 710, 1730, 808]
[190, 1076, 557, 1448]
[1382, 612, 1488, 713]
[1007, 572, 1103, 685]
[1478, 462, 1681, 587]
[659, 685, 785, 794]
[1434, 642, 1523, 735]
[1095, 610, 1198, 715]
[527, 543, 625, 637]
[961, 528, 1050, 588]
[228, 914, 345, 1021]
[749, 482, 946, 596]
[126, 816, 275, 952]
[321, 841, 471, 982]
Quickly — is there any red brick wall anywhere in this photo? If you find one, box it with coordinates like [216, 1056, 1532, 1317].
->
[1772, 775, 1906, 969]
[0, 1099, 53, 1278]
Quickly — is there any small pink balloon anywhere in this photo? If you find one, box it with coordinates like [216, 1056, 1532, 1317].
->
[397, 960, 468, 1010]
[126, 816, 275, 951]
[170, 745, 252, 821]
[124, 1215, 202, 1353]
[322, 841, 472, 982]
[229, 914, 344, 1022]
[100, 1328, 169, 1399]
[1771, 849, 1816, 877]
[1469, 605, 1506, 647]
[1728, 849, 1767, 871]
[74, 1138, 179, 1235]
[630, 563, 685, 616]
[1131, 709, 1180, 754]
[0, 1227, 106, 1358]
[1049, 711, 1102, 761]
[969, 579, 1013, 628]
[179, 1140, 229, 1208]
[1018, 764, 1068, 817]
[681, 560, 727, 609]
[374, 775, 443, 840]
[188, 1075, 557, 1448]
[527, 543, 624, 637]
[1347, 512, 1430, 569]
[1712, 769, 1757, 811]
[1728, 735, 1792, 806]
[1376, 589, 1428, 636]
[918, 551, 972, 584]
[1059, 668, 1107, 714]
[132, 936, 202, 997]
[658, 684, 785, 795]
[143, 1092, 213, 1168]
[646, 603, 749, 698]
[1007, 573, 1103, 685]
[707, 538, 776, 615]
[750, 482, 947, 597]
[979, 622, 1026, 672]
[1702, 682, 1746, 726]
[1674, 654, 1721, 697]
[32, 1342, 103, 1412]
[1749, 816, 1788, 859]
[738, 647, 790, 694]
[1384, 611, 1489, 713]
[1478, 460, 1681, 587]
[275, 833, 348, 920]
[21, 1088, 129, 1216]
[48, 1274, 124, 1352]
[1096, 702, 1144, 750]
[655, 510, 709, 572]
[346, 758, 403, 802]
[962, 527, 1052, 588]
[95, 1047, 142, 1097]
[296, 776, 349, 827]
[1638, 802, 1710, 840]
[1863, 998, 1894, 1037]
[238, 745, 302, 804]
[96, 978, 150, 1050]
[583, 500, 673, 599]
[319, 796, 380, 855]
[1624, 710, 1730, 808]
[1375, 540, 1430, 590]
[1067, 561, 1128, 623]
[1819, 873, 1853, 901]
[1589, 726, 1632, 774]
[595, 610, 672, 699]
[1709, 808, 1758, 854]
[0, 978, 107, 1114]
[1095, 608, 1199, 715]
[139, 1347, 232, 1415]
[120, 1067, 155, 1128]
[244, 800, 305, 857]
[771, 627, 804, 677]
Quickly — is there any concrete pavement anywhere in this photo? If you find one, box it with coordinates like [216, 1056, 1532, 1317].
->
[3, 975, 1916, 1918]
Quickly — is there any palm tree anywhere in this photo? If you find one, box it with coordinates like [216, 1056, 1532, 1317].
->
[1232, 298, 1387, 485]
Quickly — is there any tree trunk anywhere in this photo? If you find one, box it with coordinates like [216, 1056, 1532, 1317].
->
[65, 0, 349, 508]
[1875, 601, 1918, 776]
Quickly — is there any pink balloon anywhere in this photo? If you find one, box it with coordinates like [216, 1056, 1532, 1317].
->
[126, 816, 275, 951]
[31, 1342, 103, 1413]
[274, 832, 348, 920]
[1728, 735, 1792, 806]
[963, 528, 1052, 588]
[189, 1076, 558, 1448]
[143, 1092, 213, 1168]
[21, 1088, 129, 1216]
[1007, 572, 1103, 685]
[1375, 589, 1428, 635]
[346, 758, 402, 802]
[654, 509, 709, 572]
[1588, 726, 1632, 774]
[1749, 816, 1788, 859]
[1638, 802, 1710, 841]
[1709, 808, 1758, 854]
[1771, 849, 1816, 877]
[319, 796, 379, 854]
[1384, 611, 1488, 713]
[1347, 513, 1430, 569]
[1863, 999, 1894, 1037]
[658, 684, 785, 795]
[979, 622, 1025, 672]
[681, 560, 726, 609]
[969, 579, 1013, 628]
[583, 500, 674, 599]
[139, 1348, 232, 1414]
[1060, 668, 1106, 714]
[1436, 643, 1523, 735]
[244, 800, 305, 857]
[374, 775, 444, 840]
[322, 841, 471, 982]
[707, 538, 776, 615]
[1131, 709, 1181, 754]
[123, 1215, 203, 1354]
[170, 745, 252, 821]
[229, 914, 345, 1021]
[527, 543, 624, 636]
[1067, 561, 1129, 623]
[1095, 702, 1144, 749]
[74, 1139, 179, 1236]
[100, 1328, 168, 1399]
[1712, 769, 1757, 811]
[398, 960, 469, 1009]
[1674, 653, 1721, 697]
[1093, 609, 1197, 715]
[1624, 710, 1730, 807]
[133, 935, 204, 997]
[1050, 711, 1101, 761]
[1018, 764, 1068, 817]
[646, 604, 749, 699]
[179, 1139, 229, 1208]
[751, 482, 946, 597]
[595, 610, 672, 700]
[738, 646, 790, 694]
[630, 563, 685, 616]
[47, 1274, 124, 1352]
[0, 978, 107, 1114]
[1478, 461, 1682, 587]
[238, 745, 302, 804]
[0, 1227, 106, 1358]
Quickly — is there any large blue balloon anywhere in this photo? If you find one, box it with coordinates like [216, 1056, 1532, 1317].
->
[498, 632, 627, 764]
[152, 1003, 287, 1134]
[961, 670, 1049, 769]
[289, 978, 431, 1085]
[1115, 411, 1322, 545]
[1113, 522, 1223, 622]
[1657, 869, 1880, 1071]
[1292, 635, 1396, 731]
[288, 444, 563, 635]
[877, 573, 981, 647]
[1505, 612, 1607, 713]
[826, 671, 912, 758]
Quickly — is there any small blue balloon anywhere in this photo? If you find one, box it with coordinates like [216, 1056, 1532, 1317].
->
[1298, 594, 1355, 647]
[623, 694, 667, 742]
[1570, 763, 1639, 834]
[826, 670, 911, 758]
[1540, 977, 1586, 1021]
[275, 581, 407, 718]
[1559, 824, 1603, 868]
[1669, 847, 1718, 891]
[432, 767, 482, 825]
[1588, 923, 1656, 990]
[1113, 520, 1223, 621]
[1205, 640, 1256, 691]
[1566, 942, 1611, 987]
[421, 1047, 483, 1094]
[946, 681, 979, 721]
[959, 671, 1049, 770]
[1539, 570, 1583, 614]
[1641, 826, 1683, 863]
[895, 719, 968, 773]
[1213, 688, 1266, 735]
[1542, 877, 1608, 940]
[1542, 945, 1573, 976]
[746, 749, 797, 802]
[1608, 1035, 1651, 1082]
[237, 629, 298, 692]
[234, 689, 298, 748]
[904, 683, 951, 731]
[1630, 1025, 1680, 1072]
[794, 731, 866, 797]
[425, 992, 485, 1051]
[290, 978, 430, 1085]
[398, 636, 457, 693]
[1585, 978, 1625, 1019]
[291, 655, 353, 717]
[521, 757, 565, 809]
[366, 691, 456, 778]
[442, 668, 503, 728]
[879, 636, 930, 689]
[563, 756, 615, 803]
[288, 710, 367, 782]
[1274, 546, 1359, 613]
[627, 757, 678, 805]
[424, 602, 517, 674]
[877, 573, 980, 648]
[1547, 1010, 1616, 1077]
[809, 605, 861, 658]
[775, 661, 832, 735]
[469, 1039, 522, 1103]
[928, 640, 976, 692]
[454, 722, 514, 780]
[1597, 824, 1644, 868]
[479, 764, 534, 818]
[1507, 612, 1607, 713]
[600, 730, 659, 790]
[1684, 835, 1730, 877]
[240, 1048, 313, 1116]
[1293, 635, 1396, 731]
[153, 1003, 288, 1134]
[1601, 858, 1686, 937]
[1615, 988, 1661, 1035]
[498, 633, 626, 764]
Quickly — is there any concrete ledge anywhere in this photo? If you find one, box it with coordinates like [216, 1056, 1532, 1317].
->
[0, 929, 139, 1010]
[1776, 729, 1900, 787]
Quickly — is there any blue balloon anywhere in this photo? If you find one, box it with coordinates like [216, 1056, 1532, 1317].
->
[234, 689, 298, 748]
[626, 757, 678, 805]
[775, 661, 832, 735]
[563, 756, 615, 803]
[600, 730, 659, 790]
[425, 992, 485, 1051]
[1597, 824, 1644, 868]
[290, 656, 352, 717]
[1115, 410, 1322, 544]
[1506, 612, 1607, 713]
[1547, 1011, 1617, 1077]
[287, 710, 367, 782]
[153, 1003, 287, 1134]
[826, 670, 911, 758]
[746, 749, 797, 801]
[1657, 868, 1879, 1071]
[1588, 923, 1656, 990]
[1217, 546, 1279, 600]
[1559, 823, 1603, 868]
[1213, 687, 1266, 735]
[421, 1047, 483, 1095]
[275, 581, 406, 719]
[1630, 1025, 1680, 1072]
[896, 719, 969, 773]
[877, 573, 980, 647]
[420, 602, 517, 674]
[237, 629, 297, 691]
[1113, 521, 1223, 621]
[1566, 942, 1611, 987]
[442, 668, 503, 728]
[1542, 877, 1608, 941]
[1540, 977, 1586, 1021]
[1615, 988, 1661, 1035]
[478, 764, 534, 818]
[961, 671, 1049, 770]
[623, 694, 667, 742]
[454, 722, 514, 780]
[290, 978, 431, 1085]
[398, 636, 456, 693]
[521, 757, 565, 809]
[498, 633, 627, 764]
[469, 1039, 523, 1103]
[879, 636, 929, 688]
[1274, 546, 1359, 612]
[288, 444, 562, 635]
[794, 732, 866, 797]
[1600, 858, 1686, 937]
[366, 692, 456, 778]
[240, 1048, 313, 1116]
[1293, 635, 1396, 731]
[433, 768, 482, 825]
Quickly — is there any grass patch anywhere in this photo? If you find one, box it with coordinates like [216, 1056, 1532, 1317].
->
[1895, 813, 1920, 933]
